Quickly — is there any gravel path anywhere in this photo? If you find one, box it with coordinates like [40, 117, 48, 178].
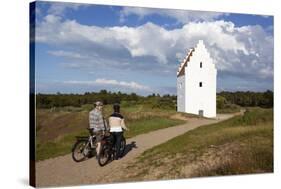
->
[36, 113, 236, 187]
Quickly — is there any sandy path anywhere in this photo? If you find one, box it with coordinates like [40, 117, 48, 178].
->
[36, 113, 236, 187]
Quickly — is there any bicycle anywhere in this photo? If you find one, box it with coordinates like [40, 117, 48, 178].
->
[98, 131, 126, 166]
[71, 128, 97, 162]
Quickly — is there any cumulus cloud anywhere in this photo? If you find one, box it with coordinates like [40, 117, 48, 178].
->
[36, 17, 249, 64]
[47, 2, 84, 16]
[47, 50, 88, 59]
[120, 7, 226, 24]
[36, 10, 273, 92]
[95, 78, 151, 90]
[64, 79, 151, 91]
[37, 15, 273, 78]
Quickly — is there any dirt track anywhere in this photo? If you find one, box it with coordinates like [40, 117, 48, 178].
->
[36, 113, 236, 187]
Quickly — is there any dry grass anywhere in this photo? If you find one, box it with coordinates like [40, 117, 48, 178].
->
[35, 104, 184, 161]
[121, 108, 273, 181]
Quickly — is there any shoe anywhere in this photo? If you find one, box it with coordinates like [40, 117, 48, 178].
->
[96, 154, 99, 160]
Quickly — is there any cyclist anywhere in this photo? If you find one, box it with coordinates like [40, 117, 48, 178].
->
[108, 103, 129, 160]
[89, 101, 108, 159]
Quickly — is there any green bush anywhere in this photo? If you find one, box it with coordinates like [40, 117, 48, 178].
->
[217, 95, 241, 113]
[232, 108, 273, 126]
[217, 95, 227, 109]
[148, 98, 176, 110]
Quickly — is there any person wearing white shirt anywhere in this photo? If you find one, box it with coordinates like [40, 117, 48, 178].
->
[108, 103, 129, 160]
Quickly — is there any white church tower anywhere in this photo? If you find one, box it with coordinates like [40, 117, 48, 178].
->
[177, 40, 217, 118]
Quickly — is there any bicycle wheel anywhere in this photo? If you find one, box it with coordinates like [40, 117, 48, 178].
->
[98, 144, 111, 166]
[72, 140, 90, 162]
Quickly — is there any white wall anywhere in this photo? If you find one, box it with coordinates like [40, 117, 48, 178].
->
[177, 75, 185, 112]
[179, 40, 217, 118]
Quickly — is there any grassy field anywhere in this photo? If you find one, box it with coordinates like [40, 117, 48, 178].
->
[217, 104, 241, 114]
[122, 107, 273, 180]
[36, 104, 185, 161]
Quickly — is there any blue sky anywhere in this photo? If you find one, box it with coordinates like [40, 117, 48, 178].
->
[34, 1, 274, 95]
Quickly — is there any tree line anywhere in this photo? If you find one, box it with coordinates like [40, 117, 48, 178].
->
[218, 90, 273, 108]
[36, 90, 273, 109]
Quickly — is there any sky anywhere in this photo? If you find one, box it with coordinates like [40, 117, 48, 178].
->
[33, 1, 274, 95]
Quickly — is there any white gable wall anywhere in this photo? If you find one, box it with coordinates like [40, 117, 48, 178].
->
[177, 40, 217, 118]
[177, 75, 185, 112]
